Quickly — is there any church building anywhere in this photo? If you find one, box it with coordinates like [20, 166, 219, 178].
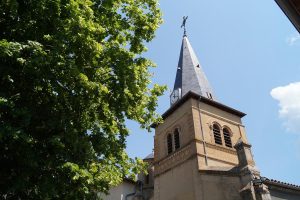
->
[102, 27, 300, 200]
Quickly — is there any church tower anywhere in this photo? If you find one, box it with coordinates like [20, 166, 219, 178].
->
[152, 26, 264, 200]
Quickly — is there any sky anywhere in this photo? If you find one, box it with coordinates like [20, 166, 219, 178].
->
[126, 0, 300, 185]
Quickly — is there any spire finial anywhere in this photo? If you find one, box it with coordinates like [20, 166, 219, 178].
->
[181, 16, 188, 37]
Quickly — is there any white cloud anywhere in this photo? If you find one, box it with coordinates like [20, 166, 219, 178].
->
[286, 33, 300, 46]
[270, 82, 300, 133]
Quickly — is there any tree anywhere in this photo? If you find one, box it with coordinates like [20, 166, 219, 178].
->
[0, 0, 165, 199]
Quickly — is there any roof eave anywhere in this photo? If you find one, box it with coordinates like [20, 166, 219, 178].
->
[262, 176, 300, 191]
[151, 91, 246, 128]
[275, 0, 300, 33]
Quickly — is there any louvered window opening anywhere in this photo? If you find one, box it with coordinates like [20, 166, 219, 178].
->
[167, 134, 173, 154]
[213, 125, 222, 145]
[223, 128, 232, 148]
[174, 129, 180, 150]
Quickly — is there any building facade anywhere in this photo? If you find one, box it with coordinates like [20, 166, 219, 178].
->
[104, 33, 300, 200]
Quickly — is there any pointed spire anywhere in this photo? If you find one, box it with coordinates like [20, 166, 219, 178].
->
[170, 35, 216, 105]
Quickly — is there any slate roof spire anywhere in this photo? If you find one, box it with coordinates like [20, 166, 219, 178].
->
[170, 34, 217, 105]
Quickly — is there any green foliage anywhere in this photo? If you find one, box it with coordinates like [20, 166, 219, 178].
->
[0, 0, 165, 199]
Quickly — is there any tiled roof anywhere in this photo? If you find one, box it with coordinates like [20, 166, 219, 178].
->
[144, 153, 154, 160]
[262, 177, 300, 190]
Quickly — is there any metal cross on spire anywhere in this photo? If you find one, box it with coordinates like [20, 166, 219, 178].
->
[181, 16, 188, 37]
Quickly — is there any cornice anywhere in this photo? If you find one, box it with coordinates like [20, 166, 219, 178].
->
[196, 139, 237, 155]
[154, 143, 195, 177]
[151, 91, 246, 128]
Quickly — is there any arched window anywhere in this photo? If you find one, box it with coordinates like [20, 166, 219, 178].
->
[223, 128, 232, 148]
[174, 128, 180, 150]
[167, 134, 173, 154]
[213, 124, 222, 145]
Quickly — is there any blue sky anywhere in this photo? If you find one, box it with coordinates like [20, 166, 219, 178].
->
[126, 0, 300, 184]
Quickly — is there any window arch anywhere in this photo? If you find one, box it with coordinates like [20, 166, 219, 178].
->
[223, 128, 232, 148]
[167, 134, 173, 154]
[174, 128, 180, 150]
[213, 124, 222, 145]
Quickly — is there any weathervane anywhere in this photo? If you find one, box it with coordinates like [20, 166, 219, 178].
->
[181, 16, 188, 36]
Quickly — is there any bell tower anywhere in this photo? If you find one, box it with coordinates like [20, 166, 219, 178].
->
[152, 21, 261, 200]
